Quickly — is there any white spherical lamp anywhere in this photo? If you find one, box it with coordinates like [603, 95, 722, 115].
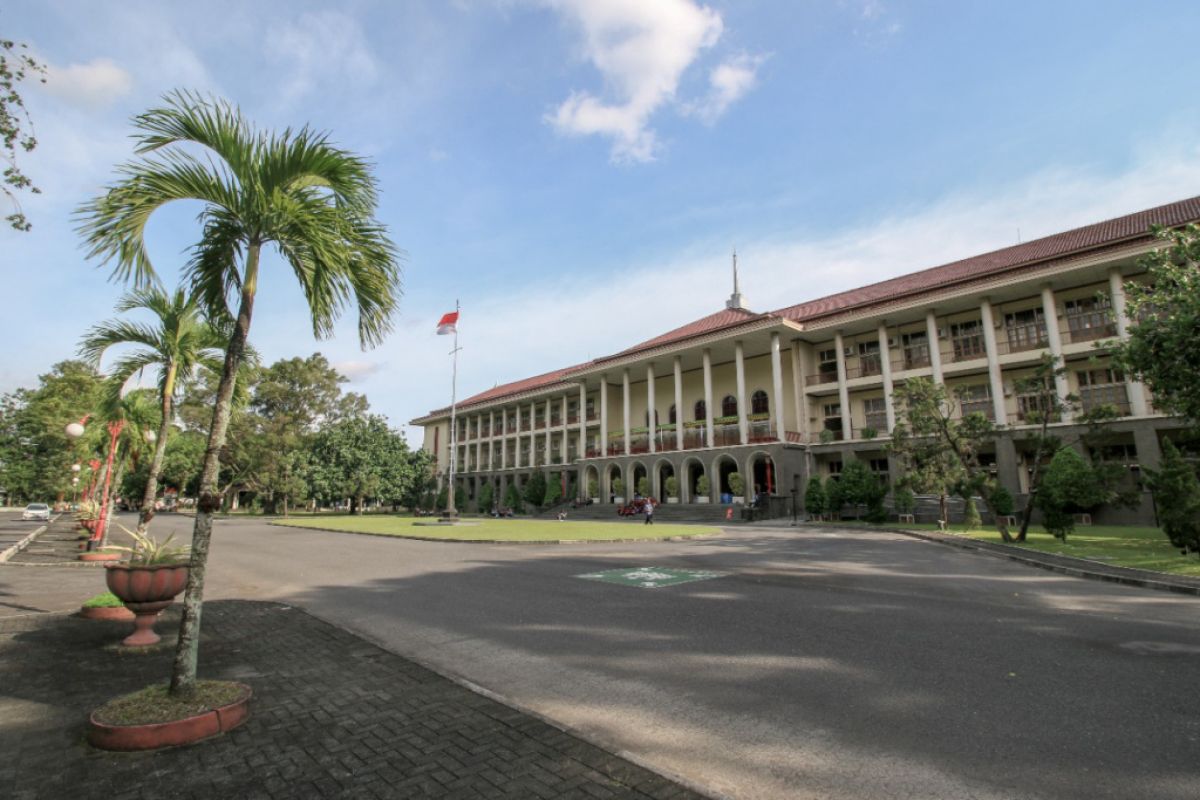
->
[65, 422, 85, 439]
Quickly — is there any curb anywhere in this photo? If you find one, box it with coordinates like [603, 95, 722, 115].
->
[268, 520, 722, 546]
[285, 603, 732, 800]
[822, 523, 1200, 597]
[0, 514, 59, 563]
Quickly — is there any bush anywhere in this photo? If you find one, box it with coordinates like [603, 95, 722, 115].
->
[543, 475, 562, 506]
[587, 477, 598, 498]
[803, 476, 826, 516]
[840, 460, 887, 520]
[962, 496, 982, 529]
[1148, 439, 1200, 557]
[478, 481, 494, 513]
[1037, 448, 1100, 541]
[665, 476, 679, 498]
[636, 476, 650, 498]
[989, 485, 1014, 516]
[825, 476, 843, 514]
[696, 474, 710, 496]
[892, 487, 915, 515]
[728, 472, 745, 498]
[435, 488, 448, 511]
[504, 483, 523, 513]
[523, 470, 547, 507]
[612, 478, 625, 498]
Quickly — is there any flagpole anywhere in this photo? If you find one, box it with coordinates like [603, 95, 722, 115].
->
[446, 299, 461, 518]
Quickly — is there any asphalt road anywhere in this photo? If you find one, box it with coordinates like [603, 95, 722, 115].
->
[10, 513, 1200, 799]
[0, 511, 46, 553]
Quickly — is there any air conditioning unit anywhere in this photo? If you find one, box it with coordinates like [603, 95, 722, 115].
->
[844, 347, 854, 358]
[937, 327, 949, 339]
[887, 337, 898, 348]
[1003, 380, 1015, 397]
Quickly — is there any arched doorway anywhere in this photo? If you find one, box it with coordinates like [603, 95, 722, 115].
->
[584, 465, 601, 500]
[606, 464, 623, 503]
[713, 454, 739, 502]
[682, 457, 706, 503]
[654, 458, 675, 502]
[748, 451, 776, 504]
[630, 461, 649, 499]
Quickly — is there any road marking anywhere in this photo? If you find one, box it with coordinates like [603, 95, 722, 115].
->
[576, 566, 727, 589]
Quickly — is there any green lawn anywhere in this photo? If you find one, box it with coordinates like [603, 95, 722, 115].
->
[840, 521, 1200, 578]
[272, 515, 720, 542]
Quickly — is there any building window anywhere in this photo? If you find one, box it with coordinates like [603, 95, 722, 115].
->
[862, 397, 887, 432]
[822, 403, 843, 440]
[722, 395, 738, 417]
[1065, 296, 1116, 342]
[668, 404, 677, 424]
[901, 330, 930, 369]
[827, 460, 843, 478]
[751, 390, 769, 415]
[1077, 368, 1129, 414]
[868, 458, 890, 480]
[694, 399, 707, 421]
[857, 340, 882, 376]
[950, 320, 986, 360]
[959, 384, 994, 420]
[817, 347, 838, 382]
[1004, 308, 1048, 352]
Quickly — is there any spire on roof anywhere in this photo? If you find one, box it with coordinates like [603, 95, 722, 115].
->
[726, 248, 748, 310]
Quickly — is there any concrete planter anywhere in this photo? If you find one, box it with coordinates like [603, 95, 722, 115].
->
[88, 682, 252, 751]
[78, 605, 135, 622]
[105, 563, 190, 647]
[612, 497, 625, 505]
[666, 497, 679, 504]
[695, 497, 710, 504]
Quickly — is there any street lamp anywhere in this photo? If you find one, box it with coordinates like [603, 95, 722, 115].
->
[144, 429, 157, 443]
[65, 415, 125, 549]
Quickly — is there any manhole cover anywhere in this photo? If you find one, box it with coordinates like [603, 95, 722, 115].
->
[577, 567, 726, 589]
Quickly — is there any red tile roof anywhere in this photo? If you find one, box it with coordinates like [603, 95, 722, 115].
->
[599, 307, 763, 362]
[425, 362, 590, 417]
[774, 195, 1200, 324]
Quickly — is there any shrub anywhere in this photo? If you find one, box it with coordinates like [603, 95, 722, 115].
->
[962, 496, 982, 529]
[587, 477, 599, 498]
[1037, 447, 1100, 541]
[1148, 439, 1200, 557]
[504, 483, 523, 513]
[728, 472, 745, 497]
[892, 487, 915, 515]
[819, 428, 835, 444]
[825, 476, 844, 513]
[840, 460, 887, 520]
[989, 485, 1014, 516]
[435, 488, 448, 511]
[478, 481, 494, 512]
[83, 591, 125, 608]
[543, 475, 562, 506]
[523, 470, 547, 507]
[804, 476, 826, 516]
[665, 476, 679, 498]
[636, 476, 650, 498]
[612, 477, 625, 498]
[696, 474, 710, 496]
[862, 427, 878, 440]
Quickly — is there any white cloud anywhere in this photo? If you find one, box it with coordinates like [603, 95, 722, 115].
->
[266, 11, 378, 105]
[376, 140, 1200, 443]
[544, 0, 724, 162]
[683, 54, 767, 124]
[333, 360, 385, 382]
[43, 58, 133, 108]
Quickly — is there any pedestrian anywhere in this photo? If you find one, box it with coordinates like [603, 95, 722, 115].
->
[644, 499, 654, 525]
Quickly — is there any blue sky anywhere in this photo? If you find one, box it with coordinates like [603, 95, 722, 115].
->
[6, 0, 1200, 440]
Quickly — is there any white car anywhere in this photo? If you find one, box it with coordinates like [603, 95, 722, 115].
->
[22, 503, 50, 522]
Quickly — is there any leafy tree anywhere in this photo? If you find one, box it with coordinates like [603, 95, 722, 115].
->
[543, 473, 562, 506]
[892, 486, 915, 515]
[1112, 224, 1200, 425]
[1, 36, 46, 231]
[890, 377, 1008, 538]
[824, 475, 844, 516]
[77, 92, 401, 696]
[504, 482, 523, 513]
[839, 459, 887, 521]
[80, 287, 226, 534]
[990, 485, 1014, 516]
[309, 415, 414, 514]
[399, 450, 434, 511]
[728, 471, 745, 498]
[636, 476, 650, 498]
[587, 476, 599, 498]
[1147, 439, 1200, 557]
[523, 470, 547, 507]
[1037, 447, 1101, 541]
[665, 475, 679, 499]
[803, 476, 826, 516]
[962, 497, 982, 530]
[435, 487, 448, 511]
[478, 481, 494, 513]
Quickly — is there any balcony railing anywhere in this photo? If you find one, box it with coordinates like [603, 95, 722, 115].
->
[534, 419, 546, 430]
[585, 446, 600, 458]
[900, 347, 931, 370]
[1066, 312, 1117, 344]
[846, 354, 882, 379]
[950, 335, 987, 362]
[1003, 323, 1048, 353]
[864, 413, 888, 432]
[960, 399, 994, 420]
[586, 411, 598, 422]
[1080, 384, 1130, 415]
[683, 428, 706, 449]
[567, 414, 579, 424]
[806, 370, 839, 386]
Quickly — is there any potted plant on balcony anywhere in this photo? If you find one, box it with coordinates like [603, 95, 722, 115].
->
[862, 427, 878, 440]
[728, 472, 746, 504]
[665, 476, 679, 504]
[695, 474, 710, 503]
[104, 526, 191, 647]
[611, 478, 625, 505]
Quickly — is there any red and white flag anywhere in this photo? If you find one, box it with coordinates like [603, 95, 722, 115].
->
[436, 311, 459, 335]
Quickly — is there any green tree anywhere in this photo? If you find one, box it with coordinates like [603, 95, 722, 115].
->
[309, 415, 411, 514]
[77, 92, 401, 696]
[524, 470, 547, 507]
[504, 482, 523, 513]
[1, 36, 46, 230]
[543, 473, 562, 506]
[80, 287, 226, 534]
[824, 475, 844, 515]
[1037, 447, 1101, 541]
[1113, 224, 1200, 425]
[478, 480, 494, 513]
[636, 476, 650, 498]
[1147, 439, 1200, 557]
[803, 476, 826, 517]
[839, 459, 887, 521]
[728, 471, 745, 499]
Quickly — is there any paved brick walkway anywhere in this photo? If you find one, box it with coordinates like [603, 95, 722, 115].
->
[0, 601, 704, 799]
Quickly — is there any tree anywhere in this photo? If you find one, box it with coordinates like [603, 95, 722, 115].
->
[665, 475, 679, 500]
[1, 36, 46, 231]
[1037, 447, 1102, 541]
[839, 459, 884, 520]
[478, 480, 494, 513]
[1147, 440, 1200, 557]
[504, 483, 523, 513]
[523, 470, 547, 507]
[1113, 224, 1200, 425]
[309, 415, 412, 514]
[803, 476, 826, 517]
[636, 476, 650, 498]
[890, 377, 1008, 537]
[77, 92, 401, 696]
[824, 475, 844, 516]
[79, 287, 226, 534]
[543, 473, 562, 506]
[728, 471, 745, 499]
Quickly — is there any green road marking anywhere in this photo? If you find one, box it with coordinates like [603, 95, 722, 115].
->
[577, 567, 727, 589]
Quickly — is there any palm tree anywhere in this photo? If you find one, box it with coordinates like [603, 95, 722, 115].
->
[77, 92, 401, 695]
[80, 287, 227, 536]
[90, 386, 160, 548]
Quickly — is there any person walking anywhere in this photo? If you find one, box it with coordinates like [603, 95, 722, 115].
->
[644, 499, 654, 525]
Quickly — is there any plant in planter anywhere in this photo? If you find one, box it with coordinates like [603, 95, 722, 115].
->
[819, 428, 836, 444]
[611, 478, 625, 504]
[587, 477, 599, 502]
[665, 476, 679, 503]
[105, 526, 191, 647]
[636, 476, 650, 498]
[861, 427, 878, 440]
[728, 472, 745, 504]
[695, 474, 710, 503]
[79, 591, 135, 622]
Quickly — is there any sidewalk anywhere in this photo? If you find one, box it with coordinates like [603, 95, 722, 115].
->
[1, 601, 705, 800]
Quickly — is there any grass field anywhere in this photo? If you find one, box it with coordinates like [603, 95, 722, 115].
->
[272, 515, 720, 542]
[839, 521, 1200, 578]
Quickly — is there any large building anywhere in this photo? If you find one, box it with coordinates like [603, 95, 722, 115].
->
[413, 196, 1200, 522]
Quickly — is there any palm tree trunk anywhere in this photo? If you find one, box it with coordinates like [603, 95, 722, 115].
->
[137, 364, 177, 536]
[170, 246, 259, 696]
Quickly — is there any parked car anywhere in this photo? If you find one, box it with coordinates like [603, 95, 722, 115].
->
[22, 503, 50, 522]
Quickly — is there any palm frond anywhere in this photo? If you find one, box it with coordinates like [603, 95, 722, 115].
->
[78, 320, 161, 366]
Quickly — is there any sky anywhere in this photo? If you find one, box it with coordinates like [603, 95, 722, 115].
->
[6, 0, 1200, 442]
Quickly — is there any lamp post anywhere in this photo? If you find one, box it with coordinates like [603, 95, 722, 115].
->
[71, 464, 81, 506]
[85, 459, 101, 502]
[66, 416, 125, 549]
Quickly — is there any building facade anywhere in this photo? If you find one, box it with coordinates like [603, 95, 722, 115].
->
[412, 197, 1200, 522]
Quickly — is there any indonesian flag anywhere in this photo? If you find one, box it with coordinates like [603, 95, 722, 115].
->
[436, 311, 459, 335]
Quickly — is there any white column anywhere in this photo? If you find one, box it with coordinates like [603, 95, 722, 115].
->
[646, 363, 657, 454]
[834, 331, 852, 439]
[578, 384, 587, 457]
[599, 375, 609, 458]
[925, 311, 943, 384]
[500, 411, 508, 468]
[770, 332, 785, 441]
[673, 356, 684, 451]
[735, 340, 748, 445]
[622, 368, 631, 456]
[980, 299, 1007, 424]
[878, 323, 896, 432]
[1041, 284, 1072, 418]
[543, 400, 551, 464]
[792, 341, 808, 438]
[1109, 268, 1149, 417]
[560, 395, 569, 461]
[702, 349, 714, 447]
